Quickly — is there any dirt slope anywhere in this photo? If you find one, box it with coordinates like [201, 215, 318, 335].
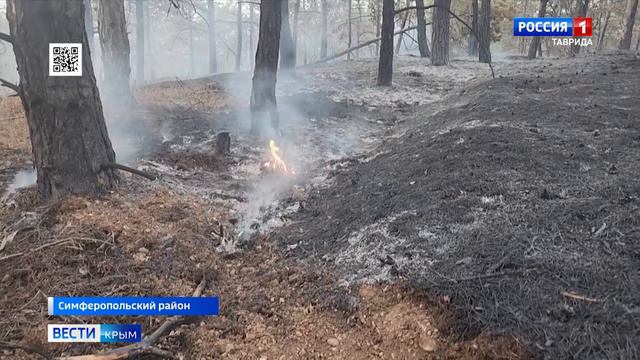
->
[275, 53, 640, 359]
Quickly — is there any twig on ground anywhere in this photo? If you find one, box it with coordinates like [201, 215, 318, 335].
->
[453, 270, 524, 283]
[55, 276, 208, 360]
[0, 341, 51, 360]
[0, 238, 73, 262]
[561, 291, 602, 304]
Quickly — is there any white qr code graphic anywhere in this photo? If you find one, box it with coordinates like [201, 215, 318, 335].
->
[49, 43, 82, 77]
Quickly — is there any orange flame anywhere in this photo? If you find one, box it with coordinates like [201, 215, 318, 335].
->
[264, 139, 294, 174]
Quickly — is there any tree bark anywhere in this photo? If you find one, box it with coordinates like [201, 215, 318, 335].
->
[236, 1, 243, 72]
[207, 0, 218, 73]
[320, 0, 328, 59]
[251, 0, 282, 135]
[377, 0, 394, 86]
[293, 0, 300, 51]
[6, 0, 119, 200]
[280, 0, 296, 70]
[431, 0, 451, 66]
[135, 0, 144, 86]
[468, 0, 479, 56]
[84, 0, 94, 53]
[527, 0, 548, 59]
[619, 0, 639, 50]
[570, 0, 590, 55]
[478, 0, 491, 63]
[416, 0, 431, 57]
[97, 0, 131, 104]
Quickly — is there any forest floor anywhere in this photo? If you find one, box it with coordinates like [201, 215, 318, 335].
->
[0, 53, 638, 360]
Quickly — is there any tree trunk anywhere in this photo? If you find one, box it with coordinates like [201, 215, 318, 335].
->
[597, 10, 611, 52]
[251, 0, 282, 135]
[207, 0, 218, 73]
[145, 0, 153, 80]
[619, 0, 639, 50]
[377, 0, 394, 86]
[348, 0, 353, 60]
[250, 4, 255, 69]
[527, 0, 548, 59]
[280, 0, 296, 70]
[236, 1, 243, 72]
[6, 0, 119, 200]
[320, 0, 328, 59]
[571, 0, 590, 55]
[395, 0, 410, 55]
[293, 0, 300, 50]
[97, 0, 131, 104]
[478, 0, 491, 63]
[431, 0, 451, 66]
[375, 0, 382, 54]
[84, 0, 94, 53]
[468, 0, 479, 56]
[135, 0, 144, 86]
[416, 0, 431, 57]
[189, 19, 195, 77]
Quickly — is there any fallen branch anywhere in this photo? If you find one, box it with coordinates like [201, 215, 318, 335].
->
[0, 341, 50, 359]
[56, 276, 208, 360]
[0, 32, 14, 44]
[561, 291, 602, 304]
[316, 25, 422, 63]
[0, 238, 73, 262]
[453, 270, 524, 283]
[0, 78, 20, 93]
[101, 163, 158, 181]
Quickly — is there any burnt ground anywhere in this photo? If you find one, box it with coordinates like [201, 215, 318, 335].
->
[275, 53, 640, 359]
[0, 54, 638, 360]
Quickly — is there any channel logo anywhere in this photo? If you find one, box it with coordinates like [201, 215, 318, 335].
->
[513, 17, 592, 37]
[47, 324, 142, 343]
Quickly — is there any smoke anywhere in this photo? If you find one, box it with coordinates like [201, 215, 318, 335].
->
[7, 168, 36, 193]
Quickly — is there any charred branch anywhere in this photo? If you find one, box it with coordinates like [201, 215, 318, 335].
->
[0, 32, 14, 44]
[100, 163, 158, 180]
[56, 277, 207, 360]
[0, 78, 20, 93]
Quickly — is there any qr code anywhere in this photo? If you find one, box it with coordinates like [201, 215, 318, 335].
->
[49, 43, 82, 77]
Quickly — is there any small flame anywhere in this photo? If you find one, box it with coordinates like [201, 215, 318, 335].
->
[263, 139, 294, 174]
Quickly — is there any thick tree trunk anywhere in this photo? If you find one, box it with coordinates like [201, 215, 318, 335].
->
[207, 0, 218, 73]
[251, 0, 282, 135]
[468, 0, 479, 56]
[571, 0, 590, 55]
[84, 0, 94, 53]
[416, 0, 431, 57]
[478, 0, 491, 63]
[6, 0, 119, 200]
[97, 0, 131, 104]
[619, 0, 639, 50]
[431, 0, 451, 66]
[320, 0, 328, 59]
[135, 0, 144, 86]
[527, 0, 548, 59]
[280, 0, 296, 70]
[377, 0, 394, 86]
[236, 1, 243, 72]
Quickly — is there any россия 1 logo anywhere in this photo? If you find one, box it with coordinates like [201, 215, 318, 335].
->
[513, 17, 593, 47]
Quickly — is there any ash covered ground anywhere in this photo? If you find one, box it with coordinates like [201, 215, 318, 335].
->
[275, 53, 640, 359]
[1, 54, 638, 359]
